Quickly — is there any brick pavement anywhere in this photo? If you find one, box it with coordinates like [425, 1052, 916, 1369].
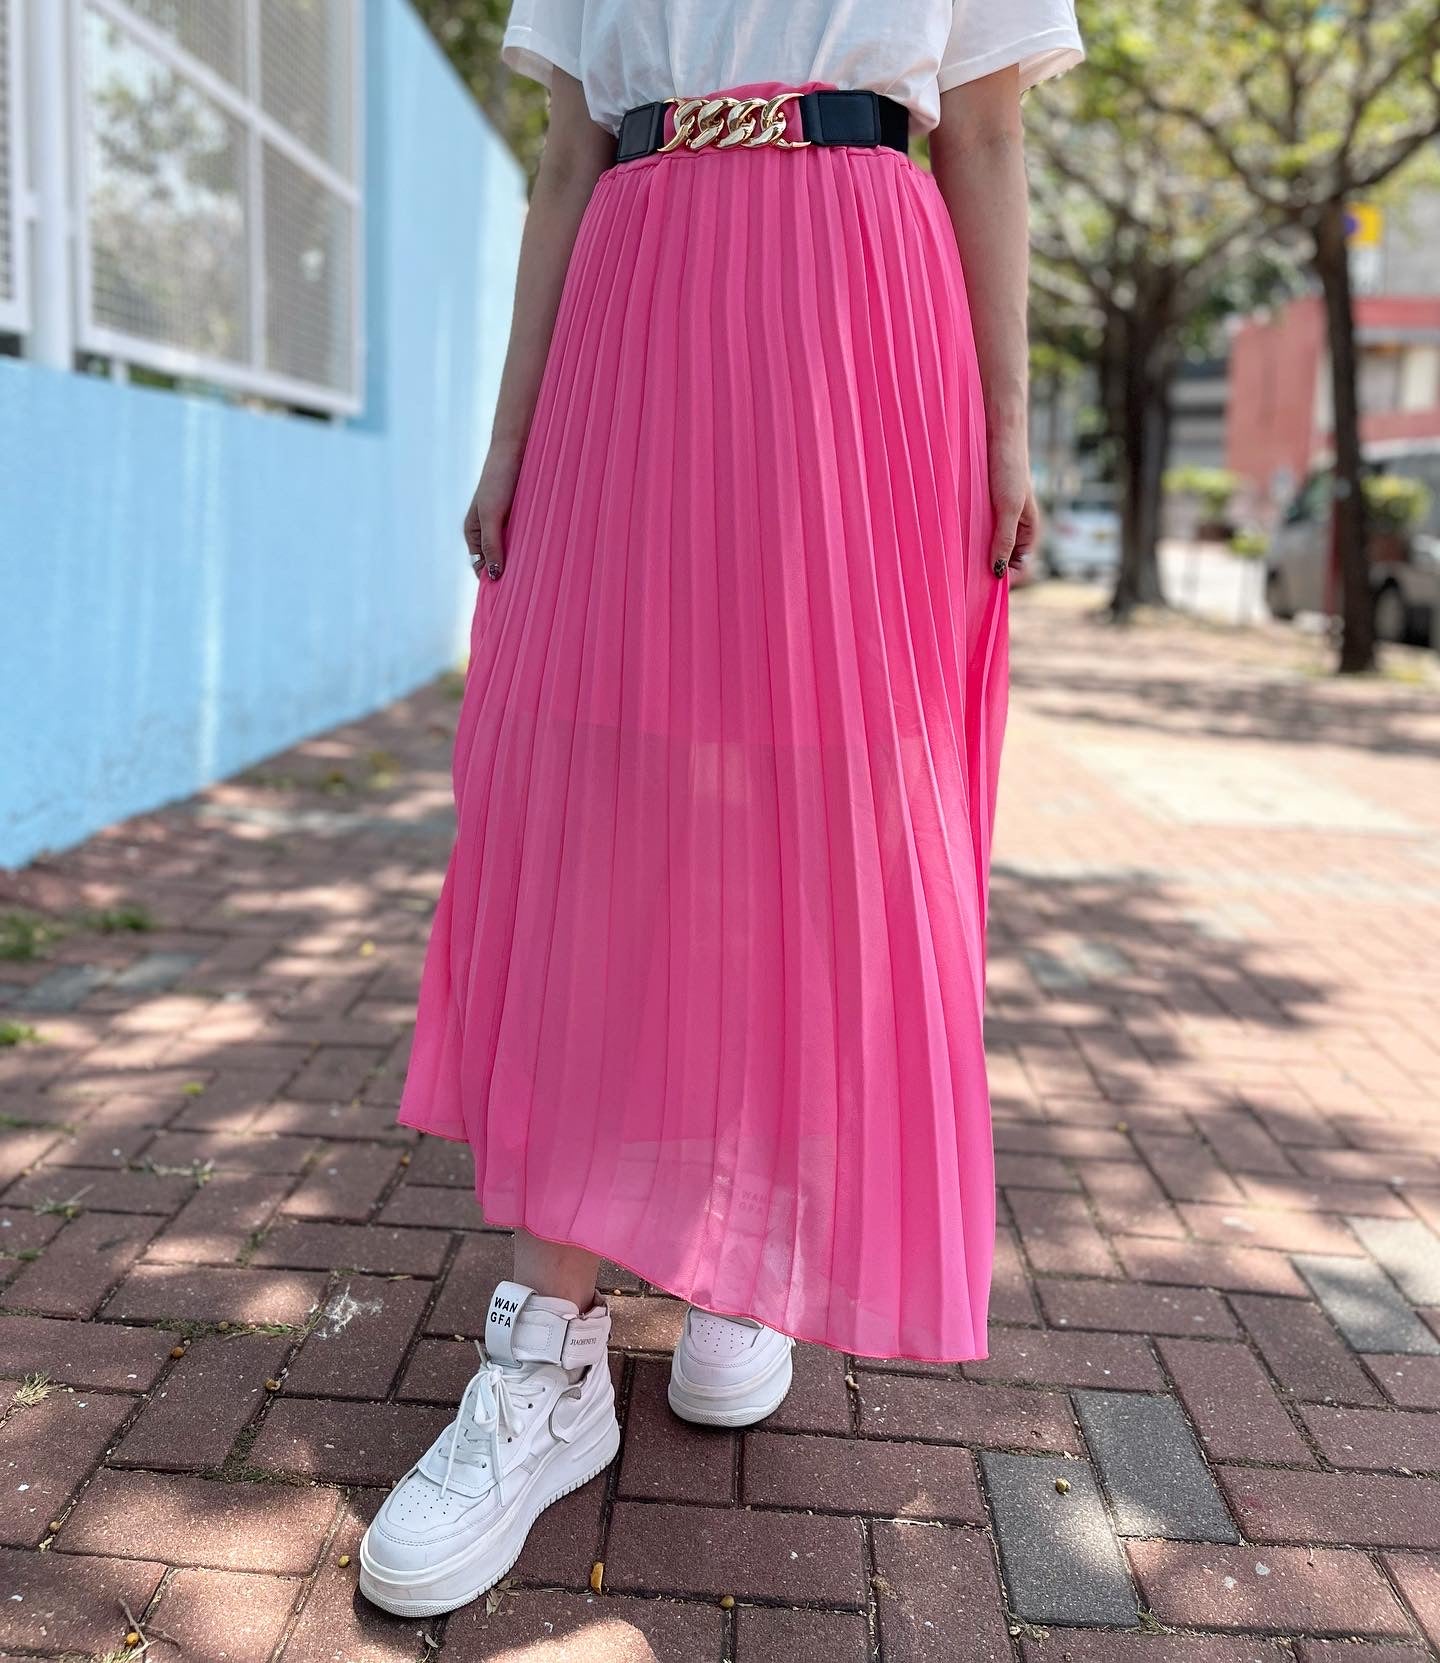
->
[2, 589, 1439, 1661]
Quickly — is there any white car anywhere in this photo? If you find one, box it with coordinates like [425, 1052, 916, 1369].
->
[1045, 488, 1121, 581]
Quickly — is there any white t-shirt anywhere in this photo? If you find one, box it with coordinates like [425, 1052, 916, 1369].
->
[502, 0, 1085, 136]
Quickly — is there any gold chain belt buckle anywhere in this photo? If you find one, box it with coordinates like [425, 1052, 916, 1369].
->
[660, 92, 812, 154]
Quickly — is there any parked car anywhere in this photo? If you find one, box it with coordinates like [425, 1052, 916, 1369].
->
[1264, 440, 1440, 645]
[1044, 486, 1121, 581]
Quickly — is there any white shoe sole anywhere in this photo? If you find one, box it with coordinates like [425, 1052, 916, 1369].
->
[357, 1414, 621, 1618]
[668, 1342, 794, 1428]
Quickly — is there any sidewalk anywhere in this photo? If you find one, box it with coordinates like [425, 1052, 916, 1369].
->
[2, 588, 1439, 1662]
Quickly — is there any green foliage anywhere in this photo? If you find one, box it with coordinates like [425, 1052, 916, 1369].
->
[1166, 466, 1239, 517]
[1230, 526, 1269, 558]
[1364, 472, 1431, 533]
[0, 912, 62, 962]
[409, 0, 552, 180]
[0, 1022, 44, 1048]
[1098, 0, 1440, 221]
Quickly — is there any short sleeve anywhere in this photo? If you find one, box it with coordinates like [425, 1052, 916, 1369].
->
[501, 0, 582, 89]
[939, 0, 1085, 96]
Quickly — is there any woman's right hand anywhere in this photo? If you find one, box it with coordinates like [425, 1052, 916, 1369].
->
[464, 439, 524, 582]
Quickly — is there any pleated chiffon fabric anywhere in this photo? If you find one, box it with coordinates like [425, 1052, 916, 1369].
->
[399, 88, 1008, 1361]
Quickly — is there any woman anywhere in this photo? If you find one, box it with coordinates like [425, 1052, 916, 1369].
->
[360, 0, 1083, 1617]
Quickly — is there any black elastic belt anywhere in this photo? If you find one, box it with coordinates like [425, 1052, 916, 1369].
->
[615, 90, 910, 164]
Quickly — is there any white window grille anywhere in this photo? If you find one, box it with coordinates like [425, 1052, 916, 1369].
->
[73, 0, 362, 412]
[0, 0, 28, 333]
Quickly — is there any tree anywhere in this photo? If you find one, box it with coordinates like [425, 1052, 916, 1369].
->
[1026, 3, 1274, 617]
[1106, 0, 1440, 671]
[409, 0, 551, 180]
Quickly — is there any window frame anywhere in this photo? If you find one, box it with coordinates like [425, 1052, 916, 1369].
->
[71, 0, 364, 415]
[0, 0, 30, 335]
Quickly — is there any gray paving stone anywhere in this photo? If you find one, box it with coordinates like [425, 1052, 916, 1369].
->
[110, 951, 200, 994]
[1345, 1217, 1440, 1307]
[980, 1450, 1139, 1627]
[1073, 1389, 1240, 1542]
[12, 965, 111, 1011]
[1292, 1253, 1440, 1356]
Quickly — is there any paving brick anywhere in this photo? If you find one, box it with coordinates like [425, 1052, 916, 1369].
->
[1178, 1203, 1363, 1255]
[0, 1206, 63, 1262]
[1239, 1175, 1413, 1221]
[146, 1567, 302, 1663]
[1076, 1158, 1187, 1238]
[608, 1295, 687, 1353]
[981, 1450, 1138, 1626]
[1112, 1234, 1308, 1297]
[1126, 1539, 1411, 1636]
[1231, 1295, 1386, 1405]
[1038, 1278, 1237, 1338]
[1383, 1552, 1440, 1652]
[1136, 1132, 1246, 1203]
[403, 1135, 475, 1187]
[140, 1130, 322, 1175]
[1156, 1337, 1314, 1465]
[142, 1173, 292, 1264]
[278, 1489, 429, 1662]
[1217, 1467, 1440, 1550]
[282, 1274, 429, 1398]
[618, 1360, 735, 1504]
[0, 1128, 65, 1192]
[282, 1142, 403, 1221]
[1344, 1216, 1440, 1306]
[965, 1328, 1164, 1391]
[1292, 1254, 1440, 1356]
[57, 1468, 338, 1572]
[378, 1182, 489, 1230]
[1073, 1390, 1239, 1542]
[249, 1220, 448, 1276]
[512, 1470, 610, 1588]
[112, 1331, 293, 1470]
[858, 1371, 1082, 1452]
[0, 1389, 134, 1546]
[990, 1224, 1042, 1324]
[425, 1231, 515, 1334]
[744, 1430, 984, 1522]
[1365, 1355, 1440, 1409]
[733, 1605, 867, 1663]
[1299, 1403, 1440, 1472]
[0, 1543, 165, 1654]
[395, 1335, 476, 1403]
[604, 1500, 867, 1606]
[106, 1263, 326, 1327]
[447, 1588, 725, 1662]
[1293, 1644, 1430, 1663]
[0, 1313, 173, 1389]
[249, 1396, 449, 1485]
[0, 1210, 157, 1317]
[997, 1153, 1078, 1189]
[765, 1341, 854, 1434]
[1022, 1636, 1291, 1663]
[872, 1519, 1013, 1663]
[2, 1166, 197, 1215]
[1007, 1189, 1118, 1277]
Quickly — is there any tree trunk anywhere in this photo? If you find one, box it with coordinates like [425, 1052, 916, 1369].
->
[1313, 199, 1374, 674]
[1109, 300, 1176, 619]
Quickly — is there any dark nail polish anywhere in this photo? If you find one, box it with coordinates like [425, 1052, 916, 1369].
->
[992, 557, 1008, 579]
[487, 563, 502, 582]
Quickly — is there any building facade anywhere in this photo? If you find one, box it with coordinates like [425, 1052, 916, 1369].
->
[0, 0, 526, 867]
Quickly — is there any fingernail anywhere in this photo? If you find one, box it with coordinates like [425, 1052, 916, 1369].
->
[992, 557, 1008, 579]
[487, 563, 502, 582]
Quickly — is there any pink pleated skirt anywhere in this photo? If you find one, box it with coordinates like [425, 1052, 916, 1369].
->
[398, 86, 1008, 1361]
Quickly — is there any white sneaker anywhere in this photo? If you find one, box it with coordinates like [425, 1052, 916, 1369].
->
[667, 1307, 795, 1428]
[359, 1280, 619, 1617]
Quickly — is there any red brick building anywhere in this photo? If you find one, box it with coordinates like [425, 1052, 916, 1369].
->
[1225, 294, 1440, 520]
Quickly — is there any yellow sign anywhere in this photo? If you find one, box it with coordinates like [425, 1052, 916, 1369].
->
[1345, 203, 1384, 247]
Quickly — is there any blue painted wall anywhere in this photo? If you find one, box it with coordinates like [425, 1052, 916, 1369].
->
[0, 0, 526, 867]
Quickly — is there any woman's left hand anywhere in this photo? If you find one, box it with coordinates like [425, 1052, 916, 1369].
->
[988, 435, 1041, 576]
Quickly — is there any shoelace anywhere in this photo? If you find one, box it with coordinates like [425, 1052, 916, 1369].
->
[436, 1344, 533, 1501]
